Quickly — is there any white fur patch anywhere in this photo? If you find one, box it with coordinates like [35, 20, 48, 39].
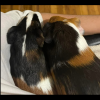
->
[22, 35, 26, 56]
[26, 11, 44, 30]
[35, 12, 44, 28]
[31, 77, 52, 94]
[76, 34, 88, 52]
[26, 12, 34, 31]
[20, 75, 25, 83]
[67, 22, 80, 35]
[67, 22, 88, 52]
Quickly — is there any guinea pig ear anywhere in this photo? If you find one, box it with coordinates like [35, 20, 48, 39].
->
[7, 26, 19, 44]
[44, 36, 53, 44]
[32, 14, 40, 22]
[31, 14, 41, 28]
[43, 22, 53, 43]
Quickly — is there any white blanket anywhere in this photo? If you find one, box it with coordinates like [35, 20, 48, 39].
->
[1, 10, 100, 95]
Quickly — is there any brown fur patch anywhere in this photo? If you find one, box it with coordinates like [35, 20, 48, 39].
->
[67, 18, 80, 27]
[49, 16, 66, 23]
[67, 48, 95, 67]
[13, 77, 53, 95]
[25, 50, 40, 61]
[49, 16, 80, 28]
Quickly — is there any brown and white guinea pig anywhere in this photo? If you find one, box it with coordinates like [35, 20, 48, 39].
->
[7, 12, 56, 95]
[43, 16, 100, 95]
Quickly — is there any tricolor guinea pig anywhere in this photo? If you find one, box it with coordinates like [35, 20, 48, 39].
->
[7, 12, 56, 95]
[43, 16, 100, 95]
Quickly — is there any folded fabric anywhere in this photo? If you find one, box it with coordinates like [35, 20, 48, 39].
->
[90, 44, 100, 59]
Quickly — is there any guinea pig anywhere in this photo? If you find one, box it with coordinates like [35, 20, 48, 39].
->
[43, 16, 100, 95]
[7, 12, 56, 95]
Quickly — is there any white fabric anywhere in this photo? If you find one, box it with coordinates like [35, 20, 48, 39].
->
[1, 10, 43, 95]
[1, 79, 33, 95]
[90, 44, 100, 59]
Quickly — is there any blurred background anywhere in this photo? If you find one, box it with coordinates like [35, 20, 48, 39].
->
[1, 5, 100, 15]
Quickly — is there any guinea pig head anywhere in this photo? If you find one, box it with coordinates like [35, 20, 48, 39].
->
[43, 20, 88, 61]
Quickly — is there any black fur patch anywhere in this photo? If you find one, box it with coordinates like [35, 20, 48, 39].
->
[43, 22, 79, 68]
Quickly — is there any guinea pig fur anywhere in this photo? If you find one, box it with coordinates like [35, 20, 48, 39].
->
[43, 18, 100, 95]
[7, 12, 56, 95]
